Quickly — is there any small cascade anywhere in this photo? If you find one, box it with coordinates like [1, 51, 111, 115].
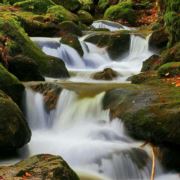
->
[23, 88, 164, 180]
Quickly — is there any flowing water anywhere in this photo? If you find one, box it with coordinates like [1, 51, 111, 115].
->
[19, 21, 179, 179]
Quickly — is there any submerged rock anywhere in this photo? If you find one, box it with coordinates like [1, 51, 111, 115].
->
[0, 154, 79, 180]
[92, 68, 118, 80]
[0, 90, 31, 151]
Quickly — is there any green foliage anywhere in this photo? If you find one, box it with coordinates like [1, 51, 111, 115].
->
[79, 0, 93, 11]
[14, 0, 55, 13]
[98, 0, 109, 12]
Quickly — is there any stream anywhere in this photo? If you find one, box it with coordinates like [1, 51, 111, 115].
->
[6, 21, 178, 180]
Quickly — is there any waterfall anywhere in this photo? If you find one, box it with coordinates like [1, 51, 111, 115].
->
[23, 88, 164, 180]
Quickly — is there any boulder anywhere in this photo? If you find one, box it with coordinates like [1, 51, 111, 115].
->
[85, 31, 130, 59]
[60, 34, 84, 56]
[8, 55, 45, 81]
[0, 154, 79, 180]
[104, 1, 136, 26]
[103, 82, 180, 148]
[92, 68, 118, 80]
[0, 90, 31, 151]
[0, 64, 24, 107]
[0, 16, 69, 78]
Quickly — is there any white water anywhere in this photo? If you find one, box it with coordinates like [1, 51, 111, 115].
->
[24, 88, 165, 180]
[32, 32, 153, 82]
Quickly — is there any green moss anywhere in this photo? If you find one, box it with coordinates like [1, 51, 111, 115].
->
[47, 5, 79, 23]
[158, 62, 180, 77]
[98, 0, 109, 12]
[79, 0, 93, 11]
[14, 0, 55, 13]
[104, 0, 136, 25]
[0, 16, 69, 78]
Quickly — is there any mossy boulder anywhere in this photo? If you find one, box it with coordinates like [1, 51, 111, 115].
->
[60, 34, 83, 56]
[92, 68, 118, 80]
[103, 83, 180, 148]
[58, 21, 82, 36]
[14, 0, 55, 13]
[77, 10, 93, 25]
[0, 154, 79, 179]
[0, 64, 24, 107]
[85, 31, 130, 59]
[104, 1, 136, 26]
[98, 0, 110, 12]
[0, 16, 69, 78]
[0, 90, 31, 151]
[149, 28, 169, 50]
[158, 62, 180, 77]
[52, 0, 81, 12]
[8, 55, 45, 81]
[47, 5, 79, 23]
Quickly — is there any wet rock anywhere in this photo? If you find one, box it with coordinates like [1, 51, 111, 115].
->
[60, 34, 84, 56]
[141, 54, 161, 72]
[0, 64, 24, 107]
[8, 55, 45, 81]
[85, 31, 130, 59]
[92, 68, 118, 80]
[0, 154, 79, 180]
[103, 82, 180, 148]
[30, 82, 62, 111]
[0, 90, 31, 151]
[149, 28, 169, 50]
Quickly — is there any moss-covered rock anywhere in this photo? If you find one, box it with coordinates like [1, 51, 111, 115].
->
[58, 21, 82, 36]
[0, 90, 31, 151]
[103, 82, 180, 148]
[85, 31, 130, 59]
[8, 55, 45, 81]
[104, 1, 136, 26]
[60, 34, 83, 56]
[0, 154, 79, 179]
[52, 0, 81, 12]
[0, 63, 24, 107]
[77, 10, 93, 25]
[14, 0, 55, 13]
[0, 16, 69, 78]
[47, 5, 79, 23]
[98, 0, 110, 12]
[158, 62, 180, 77]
